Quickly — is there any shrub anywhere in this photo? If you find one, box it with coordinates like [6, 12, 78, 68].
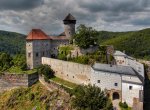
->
[71, 85, 113, 110]
[119, 101, 128, 108]
[37, 64, 54, 79]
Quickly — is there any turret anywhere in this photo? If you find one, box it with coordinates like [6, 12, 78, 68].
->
[63, 13, 76, 39]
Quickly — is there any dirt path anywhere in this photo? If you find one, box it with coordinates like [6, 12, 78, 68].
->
[39, 77, 57, 92]
[113, 99, 120, 110]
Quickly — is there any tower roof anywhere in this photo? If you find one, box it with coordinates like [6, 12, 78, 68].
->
[63, 13, 76, 21]
[26, 29, 49, 40]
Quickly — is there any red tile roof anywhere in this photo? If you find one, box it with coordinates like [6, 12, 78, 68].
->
[49, 32, 69, 40]
[26, 29, 49, 40]
[49, 35, 69, 40]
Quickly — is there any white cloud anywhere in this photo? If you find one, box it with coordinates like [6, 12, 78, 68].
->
[0, 0, 149, 34]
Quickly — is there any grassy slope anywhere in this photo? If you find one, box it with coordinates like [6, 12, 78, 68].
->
[100, 28, 150, 60]
[0, 82, 71, 110]
[0, 30, 26, 55]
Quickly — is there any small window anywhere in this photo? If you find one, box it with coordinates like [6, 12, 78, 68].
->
[114, 83, 118, 86]
[97, 80, 100, 83]
[67, 74, 68, 77]
[42, 52, 45, 56]
[36, 52, 39, 57]
[73, 76, 74, 78]
[28, 53, 31, 57]
[129, 86, 133, 90]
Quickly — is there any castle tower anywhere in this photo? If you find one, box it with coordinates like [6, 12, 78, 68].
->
[63, 13, 76, 39]
[26, 29, 50, 69]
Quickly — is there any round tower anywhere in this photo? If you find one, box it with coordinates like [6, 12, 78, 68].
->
[63, 13, 76, 39]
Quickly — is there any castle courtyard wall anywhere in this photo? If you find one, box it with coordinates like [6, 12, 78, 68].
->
[42, 57, 91, 85]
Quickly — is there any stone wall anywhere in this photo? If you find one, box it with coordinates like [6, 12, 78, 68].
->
[42, 57, 91, 85]
[69, 46, 99, 58]
[0, 73, 38, 92]
[26, 40, 51, 69]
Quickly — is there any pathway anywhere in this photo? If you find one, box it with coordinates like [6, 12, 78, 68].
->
[113, 99, 120, 110]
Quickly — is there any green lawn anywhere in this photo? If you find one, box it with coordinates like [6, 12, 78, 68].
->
[50, 77, 77, 89]
[7, 66, 37, 74]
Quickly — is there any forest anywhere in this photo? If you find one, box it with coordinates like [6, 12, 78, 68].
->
[0, 27, 150, 60]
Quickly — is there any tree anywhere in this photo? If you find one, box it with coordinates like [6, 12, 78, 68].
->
[73, 24, 98, 49]
[37, 65, 54, 80]
[12, 54, 27, 70]
[71, 85, 113, 110]
[0, 52, 13, 71]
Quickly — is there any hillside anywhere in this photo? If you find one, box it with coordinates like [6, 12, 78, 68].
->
[98, 28, 150, 60]
[0, 28, 150, 60]
[0, 82, 71, 110]
[0, 30, 25, 55]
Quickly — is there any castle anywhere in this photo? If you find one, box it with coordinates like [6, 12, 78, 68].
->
[26, 14, 144, 109]
[26, 13, 76, 69]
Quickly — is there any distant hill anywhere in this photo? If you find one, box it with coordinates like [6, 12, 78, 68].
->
[0, 28, 150, 60]
[97, 28, 150, 60]
[0, 30, 26, 55]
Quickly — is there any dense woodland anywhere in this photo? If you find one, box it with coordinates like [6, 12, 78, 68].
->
[0, 27, 150, 60]
[0, 30, 25, 55]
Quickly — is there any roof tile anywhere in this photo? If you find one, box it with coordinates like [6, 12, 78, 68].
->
[26, 29, 49, 40]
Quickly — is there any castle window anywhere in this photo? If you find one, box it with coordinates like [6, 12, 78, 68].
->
[73, 76, 74, 78]
[28, 53, 31, 57]
[114, 83, 118, 86]
[129, 86, 133, 90]
[42, 52, 45, 56]
[97, 80, 100, 83]
[67, 74, 68, 77]
[36, 52, 39, 57]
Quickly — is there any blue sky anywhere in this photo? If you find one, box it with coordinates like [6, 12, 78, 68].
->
[0, 0, 150, 35]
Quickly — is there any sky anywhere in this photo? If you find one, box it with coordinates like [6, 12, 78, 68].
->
[0, 0, 150, 35]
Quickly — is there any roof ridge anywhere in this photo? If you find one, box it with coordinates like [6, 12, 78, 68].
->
[26, 29, 49, 40]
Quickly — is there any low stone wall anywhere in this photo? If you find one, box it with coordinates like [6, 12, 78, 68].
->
[0, 72, 39, 92]
[42, 57, 91, 85]
[69, 46, 99, 58]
